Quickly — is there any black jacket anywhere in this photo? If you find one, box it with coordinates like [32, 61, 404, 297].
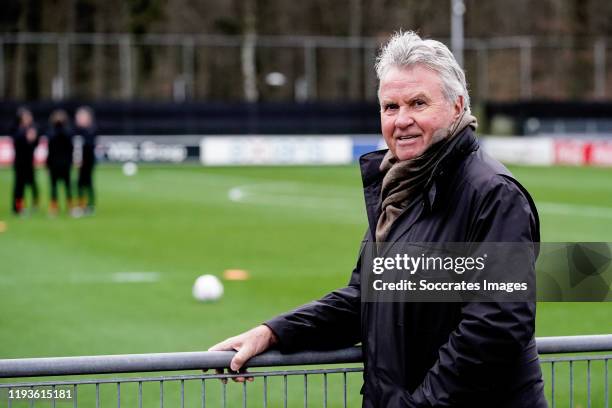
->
[46, 125, 74, 169]
[266, 128, 547, 407]
[75, 125, 97, 166]
[11, 126, 39, 169]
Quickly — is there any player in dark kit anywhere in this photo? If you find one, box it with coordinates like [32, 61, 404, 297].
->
[11, 107, 40, 215]
[46, 109, 74, 216]
[74, 106, 97, 216]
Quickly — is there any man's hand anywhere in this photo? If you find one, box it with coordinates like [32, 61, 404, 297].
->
[208, 325, 278, 382]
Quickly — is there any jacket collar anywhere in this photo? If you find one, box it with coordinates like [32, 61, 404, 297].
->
[359, 127, 479, 239]
[359, 150, 386, 241]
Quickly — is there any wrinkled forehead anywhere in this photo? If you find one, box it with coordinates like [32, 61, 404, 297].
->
[378, 65, 446, 100]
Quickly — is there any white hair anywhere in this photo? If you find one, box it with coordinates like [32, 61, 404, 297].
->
[375, 31, 471, 112]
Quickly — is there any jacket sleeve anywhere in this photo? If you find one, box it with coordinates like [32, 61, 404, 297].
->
[11, 129, 25, 148]
[409, 178, 539, 407]
[263, 235, 365, 351]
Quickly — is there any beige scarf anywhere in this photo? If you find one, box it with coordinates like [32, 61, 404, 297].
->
[375, 111, 478, 242]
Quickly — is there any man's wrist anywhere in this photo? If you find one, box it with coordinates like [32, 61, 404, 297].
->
[260, 324, 279, 346]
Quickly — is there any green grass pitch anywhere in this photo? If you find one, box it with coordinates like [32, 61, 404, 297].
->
[0, 163, 611, 407]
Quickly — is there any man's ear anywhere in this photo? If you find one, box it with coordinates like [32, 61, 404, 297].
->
[454, 95, 465, 118]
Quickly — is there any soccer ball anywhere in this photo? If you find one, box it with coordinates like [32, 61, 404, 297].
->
[192, 274, 224, 302]
[122, 161, 138, 176]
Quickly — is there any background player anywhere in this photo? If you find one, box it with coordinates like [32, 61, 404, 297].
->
[74, 106, 97, 216]
[10, 107, 40, 215]
[46, 109, 74, 216]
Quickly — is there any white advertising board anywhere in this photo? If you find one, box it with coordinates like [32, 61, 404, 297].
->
[481, 136, 554, 166]
[200, 136, 353, 165]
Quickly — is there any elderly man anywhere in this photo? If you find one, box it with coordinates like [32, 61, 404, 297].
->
[210, 31, 546, 407]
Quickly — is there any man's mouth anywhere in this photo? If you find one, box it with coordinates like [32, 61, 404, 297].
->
[397, 135, 419, 141]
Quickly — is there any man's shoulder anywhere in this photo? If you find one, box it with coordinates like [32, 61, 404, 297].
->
[457, 148, 538, 223]
[457, 147, 521, 195]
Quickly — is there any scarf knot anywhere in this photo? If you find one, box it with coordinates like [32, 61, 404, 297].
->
[375, 113, 477, 242]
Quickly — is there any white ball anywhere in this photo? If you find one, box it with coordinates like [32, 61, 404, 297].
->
[122, 161, 138, 176]
[192, 274, 224, 302]
[265, 72, 286, 87]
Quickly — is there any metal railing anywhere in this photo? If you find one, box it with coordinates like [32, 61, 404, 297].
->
[0, 32, 609, 102]
[0, 334, 611, 407]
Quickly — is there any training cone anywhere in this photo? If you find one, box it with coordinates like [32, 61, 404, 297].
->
[223, 269, 250, 281]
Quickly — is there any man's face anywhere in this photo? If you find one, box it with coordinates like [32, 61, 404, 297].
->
[379, 65, 462, 161]
[76, 110, 92, 128]
[21, 112, 33, 127]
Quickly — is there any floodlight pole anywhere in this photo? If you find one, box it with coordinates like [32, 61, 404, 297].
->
[451, 0, 465, 67]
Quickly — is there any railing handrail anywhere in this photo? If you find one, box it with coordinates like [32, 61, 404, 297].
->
[1, 334, 611, 379]
[0, 347, 363, 378]
[535, 334, 612, 353]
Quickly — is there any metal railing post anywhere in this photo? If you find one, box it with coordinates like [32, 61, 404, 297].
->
[451, 0, 466, 67]
[363, 39, 378, 101]
[54, 35, 70, 100]
[520, 37, 532, 99]
[62, 35, 70, 99]
[182, 36, 195, 100]
[119, 35, 133, 100]
[0, 38, 5, 98]
[476, 40, 489, 102]
[304, 39, 317, 101]
[594, 38, 607, 99]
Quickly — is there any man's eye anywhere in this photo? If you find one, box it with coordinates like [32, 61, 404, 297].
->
[413, 100, 426, 107]
[384, 103, 399, 111]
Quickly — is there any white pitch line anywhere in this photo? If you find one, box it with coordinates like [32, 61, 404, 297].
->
[227, 182, 361, 208]
[68, 272, 161, 284]
[229, 180, 612, 222]
[228, 186, 360, 210]
[230, 183, 612, 220]
[227, 183, 364, 224]
[538, 202, 612, 219]
[111, 272, 160, 283]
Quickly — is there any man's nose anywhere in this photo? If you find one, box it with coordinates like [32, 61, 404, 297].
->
[395, 107, 415, 128]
